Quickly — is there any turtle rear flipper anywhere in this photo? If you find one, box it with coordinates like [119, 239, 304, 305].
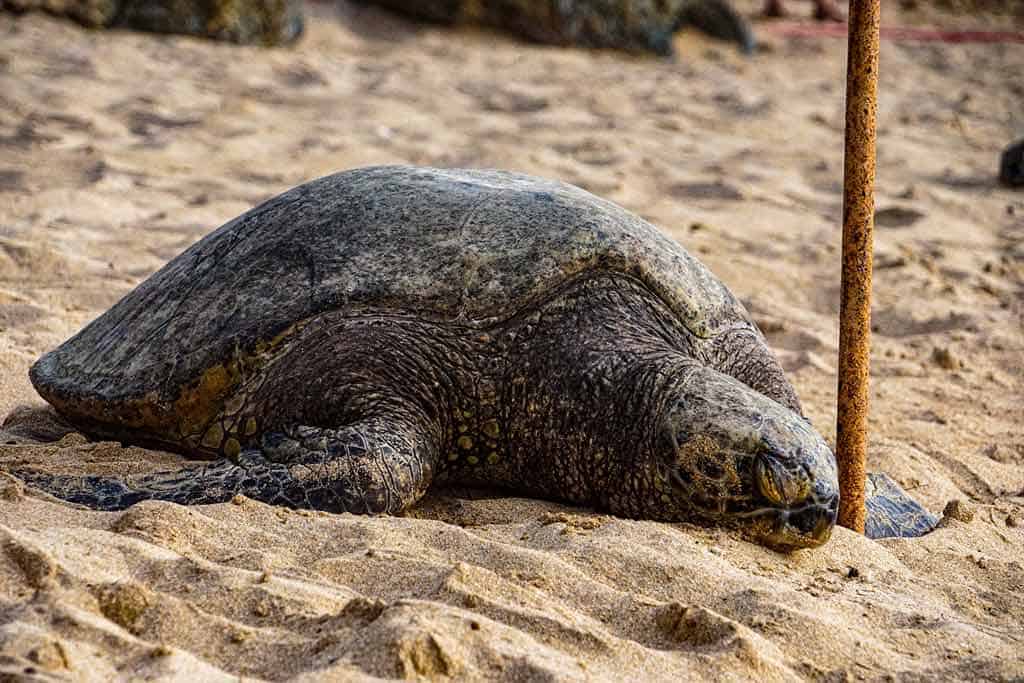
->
[13, 419, 438, 514]
[679, 0, 757, 55]
[15, 456, 314, 510]
[864, 472, 939, 539]
[14, 470, 157, 510]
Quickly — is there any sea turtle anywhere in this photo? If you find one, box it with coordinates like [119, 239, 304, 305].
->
[361, 0, 757, 56]
[3, 0, 304, 46]
[14, 166, 936, 549]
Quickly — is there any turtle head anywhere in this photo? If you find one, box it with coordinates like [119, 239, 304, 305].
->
[655, 366, 839, 550]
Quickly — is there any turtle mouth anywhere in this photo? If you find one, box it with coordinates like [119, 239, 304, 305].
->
[738, 496, 839, 550]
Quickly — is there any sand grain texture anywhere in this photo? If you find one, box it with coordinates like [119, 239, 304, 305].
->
[1, 2, 1023, 680]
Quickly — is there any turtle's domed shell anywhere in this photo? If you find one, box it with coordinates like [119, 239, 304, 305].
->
[32, 166, 754, 423]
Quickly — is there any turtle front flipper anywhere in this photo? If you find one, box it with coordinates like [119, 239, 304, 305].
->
[255, 419, 438, 513]
[13, 418, 438, 514]
[864, 472, 939, 540]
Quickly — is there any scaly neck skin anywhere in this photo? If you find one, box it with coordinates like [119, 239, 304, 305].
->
[706, 326, 803, 416]
[482, 273, 705, 517]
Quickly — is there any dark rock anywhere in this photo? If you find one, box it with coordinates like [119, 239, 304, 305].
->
[999, 138, 1024, 188]
[359, 0, 755, 56]
[1, 0, 304, 46]
[931, 346, 959, 370]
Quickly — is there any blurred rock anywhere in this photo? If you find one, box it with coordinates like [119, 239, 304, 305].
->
[999, 138, 1024, 188]
[1, 0, 304, 46]
[359, 0, 755, 56]
[931, 346, 959, 370]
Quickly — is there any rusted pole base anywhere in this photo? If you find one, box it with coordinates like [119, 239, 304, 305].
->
[836, 0, 881, 534]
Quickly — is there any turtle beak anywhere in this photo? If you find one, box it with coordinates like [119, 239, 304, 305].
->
[751, 450, 838, 549]
[754, 468, 839, 549]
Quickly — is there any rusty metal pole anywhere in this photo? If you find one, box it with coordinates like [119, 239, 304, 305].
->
[836, 0, 881, 533]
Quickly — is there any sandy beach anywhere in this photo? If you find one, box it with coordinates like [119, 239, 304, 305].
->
[1, 1, 1022, 679]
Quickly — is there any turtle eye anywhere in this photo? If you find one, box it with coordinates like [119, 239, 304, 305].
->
[754, 454, 811, 507]
[755, 456, 786, 506]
